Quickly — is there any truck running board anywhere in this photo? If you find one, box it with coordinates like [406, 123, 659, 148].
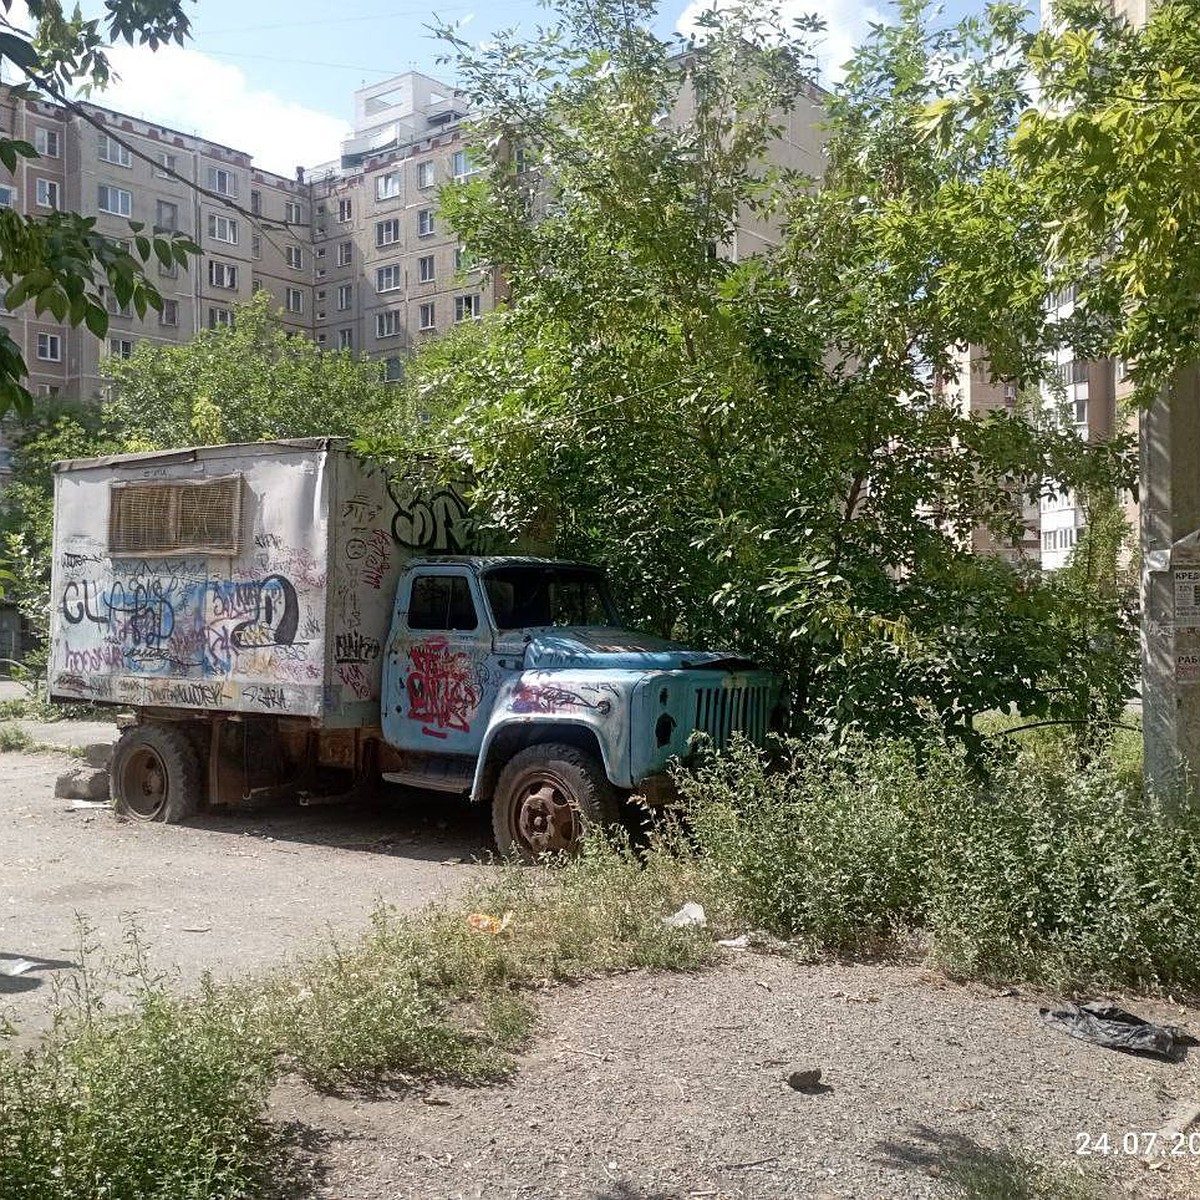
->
[382, 767, 474, 794]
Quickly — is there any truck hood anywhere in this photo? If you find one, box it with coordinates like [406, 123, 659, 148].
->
[522, 627, 756, 672]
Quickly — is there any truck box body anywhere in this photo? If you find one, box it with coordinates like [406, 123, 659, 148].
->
[49, 439, 461, 726]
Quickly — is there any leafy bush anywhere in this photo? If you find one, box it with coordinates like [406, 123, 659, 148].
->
[679, 733, 1200, 992]
[0, 938, 275, 1200]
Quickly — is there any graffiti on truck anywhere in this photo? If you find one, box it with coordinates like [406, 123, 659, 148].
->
[404, 638, 482, 738]
[54, 538, 324, 701]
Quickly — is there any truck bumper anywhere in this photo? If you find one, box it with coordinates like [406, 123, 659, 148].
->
[632, 771, 680, 807]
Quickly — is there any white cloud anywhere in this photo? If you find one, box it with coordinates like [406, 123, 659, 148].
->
[676, 0, 884, 87]
[94, 45, 350, 176]
[2, 2, 348, 174]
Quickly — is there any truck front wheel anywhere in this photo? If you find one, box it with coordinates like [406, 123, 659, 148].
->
[112, 724, 202, 824]
[492, 743, 620, 861]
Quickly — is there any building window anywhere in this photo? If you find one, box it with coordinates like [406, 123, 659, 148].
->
[1074, 397, 1088, 424]
[35, 178, 59, 209]
[207, 213, 238, 243]
[208, 261, 238, 290]
[285, 288, 303, 314]
[454, 293, 480, 322]
[376, 264, 401, 293]
[208, 306, 232, 329]
[337, 240, 352, 267]
[98, 132, 132, 167]
[97, 185, 132, 217]
[376, 310, 400, 338]
[336, 283, 353, 311]
[375, 171, 401, 201]
[417, 208, 434, 237]
[337, 198, 352, 223]
[156, 200, 179, 232]
[158, 299, 178, 327]
[36, 332, 61, 361]
[34, 127, 59, 158]
[285, 199, 302, 225]
[250, 189, 261, 215]
[450, 149, 478, 180]
[159, 258, 179, 280]
[207, 167, 238, 197]
[155, 151, 176, 179]
[108, 338, 134, 359]
[418, 254, 435, 283]
[418, 301, 435, 330]
[0, 184, 15, 208]
[338, 328, 352, 350]
[376, 218, 400, 247]
[384, 356, 402, 382]
[455, 245, 476, 273]
[416, 160, 434, 189]
[286, 245, 304, 270]
[251, 234, 262, 260]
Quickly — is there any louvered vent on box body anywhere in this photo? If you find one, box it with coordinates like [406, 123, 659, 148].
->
[109, 475, 242, 556]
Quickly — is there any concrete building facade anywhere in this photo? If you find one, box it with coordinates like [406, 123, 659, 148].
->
[0, 87, 311, 404]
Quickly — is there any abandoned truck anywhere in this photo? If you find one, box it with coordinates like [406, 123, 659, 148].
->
[49, 438, 780, 856]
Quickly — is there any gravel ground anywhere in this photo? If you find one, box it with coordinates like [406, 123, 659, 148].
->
[0, 745, 485, 1030]
[274, 959, 1200, 1200]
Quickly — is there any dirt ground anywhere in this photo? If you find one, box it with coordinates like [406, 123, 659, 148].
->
[278, 958, 1200, 1200]
[4, 733, 1200, 1199]
[0, 742, 484, 1029]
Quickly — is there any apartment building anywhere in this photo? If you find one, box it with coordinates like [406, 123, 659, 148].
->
[306, 73, 491, 370]
[938, 343, 1043, 565]
[1, 63, 829, 406]
[0, 85, 312, 404]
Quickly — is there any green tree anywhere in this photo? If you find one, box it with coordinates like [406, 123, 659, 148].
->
[103, 291, 399, 448]
[390, 0, 1135, 753]
[0, 1, 199, 415]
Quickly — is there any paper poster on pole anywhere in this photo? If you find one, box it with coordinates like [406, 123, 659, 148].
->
[1173, 568, 1200, 627]
[1176, 653, 1200, 684]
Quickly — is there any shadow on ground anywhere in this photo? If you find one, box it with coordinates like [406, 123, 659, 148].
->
[877, 1124, 1091, 1199]
[165, 783, 494, 865]
[0, 952, 78, 994]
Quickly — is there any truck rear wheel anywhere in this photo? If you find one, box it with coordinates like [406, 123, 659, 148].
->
[112, 724, 202, 824]
[492, 743, 620, 861]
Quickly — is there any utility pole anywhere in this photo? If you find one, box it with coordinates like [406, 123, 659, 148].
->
[1140, 367, 1200, 802]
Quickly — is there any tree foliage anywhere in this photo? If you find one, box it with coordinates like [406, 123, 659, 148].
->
[390, 0, 1136, 754]
[103, 291, 398, 449]
[0, 0, 198, 415]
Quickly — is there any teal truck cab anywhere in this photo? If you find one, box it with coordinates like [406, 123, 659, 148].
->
[48, 440, 779, 856]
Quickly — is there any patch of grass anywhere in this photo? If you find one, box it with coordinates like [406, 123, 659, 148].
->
[234, 837, 713, 1090]
[0, 723, 33, 752]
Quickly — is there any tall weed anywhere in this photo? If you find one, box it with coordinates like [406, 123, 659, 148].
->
[678, 733, 1200, 992]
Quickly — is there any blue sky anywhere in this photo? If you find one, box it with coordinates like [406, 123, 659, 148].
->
[5, 1, 992, 174]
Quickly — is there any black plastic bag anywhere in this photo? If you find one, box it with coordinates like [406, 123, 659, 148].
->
[1041, 1000, 1196, 1063]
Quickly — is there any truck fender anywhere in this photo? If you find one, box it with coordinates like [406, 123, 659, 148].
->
[470, 717, 626, 804]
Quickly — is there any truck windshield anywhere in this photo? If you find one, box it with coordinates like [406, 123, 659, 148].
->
[483, 565, 618, 631]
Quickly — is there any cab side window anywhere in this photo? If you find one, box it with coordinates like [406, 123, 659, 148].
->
[407, 574, 478, 631]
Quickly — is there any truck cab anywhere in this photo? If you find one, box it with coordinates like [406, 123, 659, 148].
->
[381, 557, 779, 857]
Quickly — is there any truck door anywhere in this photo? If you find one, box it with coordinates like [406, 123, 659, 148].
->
[382, 568, 498, 757]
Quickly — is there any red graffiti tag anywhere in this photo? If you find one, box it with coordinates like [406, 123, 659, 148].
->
[406, 639, 480, 737]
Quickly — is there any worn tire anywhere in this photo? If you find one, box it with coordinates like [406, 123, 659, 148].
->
[492, 742, 620, 861]
[111, 724, 202, 824]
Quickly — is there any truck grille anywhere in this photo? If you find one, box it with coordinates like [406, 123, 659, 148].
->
[691, 681, 773, 749]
